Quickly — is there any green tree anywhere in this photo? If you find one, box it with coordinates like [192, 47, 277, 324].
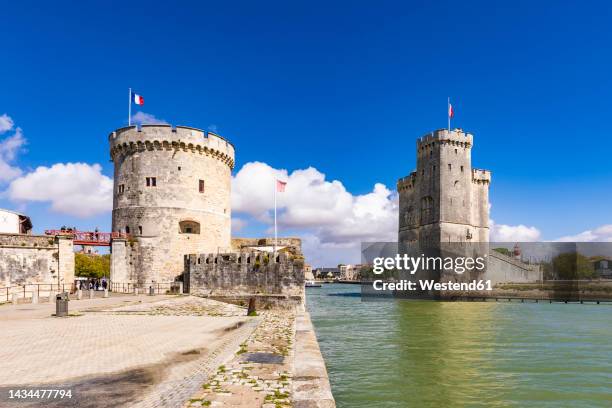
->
[552, 252, 595, 280]
[75, 253, 110, 278]
[493, 247, 512, 257]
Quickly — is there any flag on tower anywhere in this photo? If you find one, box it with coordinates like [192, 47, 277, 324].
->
[132, 91, 144, 106]
[447, 97, 454, 131]
[276, 179, 287, 192]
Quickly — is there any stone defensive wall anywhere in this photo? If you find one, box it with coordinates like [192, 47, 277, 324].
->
[487, 249, 542, 284]
[109, 124, 235, 169]
[184, 251, 306, 307]
[0, 233, 74, 295]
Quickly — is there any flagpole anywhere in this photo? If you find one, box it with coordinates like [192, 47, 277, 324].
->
[273, 179, 277, 255]
[128, 88, 132, 126]
[447, 97, 450, 132]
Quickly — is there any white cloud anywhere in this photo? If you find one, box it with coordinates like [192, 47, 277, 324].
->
[130, 112, 168, 125]
[0, 114, 14, 133]
[231, 217, 247, 233]
[556, 225, 612, 242]
[7, 163, 113, 218]
[0, 115, 26, 183]
[490, 220, 541, 242]
[232, 161, 398, 265]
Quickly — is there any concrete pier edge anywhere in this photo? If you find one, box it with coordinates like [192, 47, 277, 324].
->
[292, 310, 336, 407]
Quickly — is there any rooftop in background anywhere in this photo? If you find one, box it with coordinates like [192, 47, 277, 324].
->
[0, 209, 32, 235]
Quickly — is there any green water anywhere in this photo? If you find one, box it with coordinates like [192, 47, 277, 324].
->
[306, 284, 612, 408]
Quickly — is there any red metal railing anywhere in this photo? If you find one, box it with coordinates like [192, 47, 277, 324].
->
[44, 230, 130, 246]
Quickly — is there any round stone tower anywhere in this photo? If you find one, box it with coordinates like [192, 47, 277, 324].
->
[109, 124, 235, 284]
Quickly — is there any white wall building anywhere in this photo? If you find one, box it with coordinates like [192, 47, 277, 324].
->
[0, 209, 32, 235]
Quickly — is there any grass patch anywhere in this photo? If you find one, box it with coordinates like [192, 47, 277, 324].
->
[236, 342, 248, 355]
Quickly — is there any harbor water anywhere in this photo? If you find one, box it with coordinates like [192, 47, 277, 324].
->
[307, 283, 612, 407]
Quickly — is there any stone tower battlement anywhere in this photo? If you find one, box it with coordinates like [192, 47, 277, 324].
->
[417, 128, 473, 151]
[472, 168, 491, 184]
[398, 128, 491, 245]
[109, 124, 233, 284]
[109, 125, 235, 169]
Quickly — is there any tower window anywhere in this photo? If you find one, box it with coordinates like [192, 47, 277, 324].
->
[179, 220, 200, 234]
[448, 164, 452, 171]
[146, 177, 157, 187]
[125, 226, 130, 234]
[138, 226, 143, 235]
[178, 166, 182, 171]
[455, 149, 458, 154]
[199, 179, 205, 193]
[460, 166, 464, 172]
[118, 184, 125, 194]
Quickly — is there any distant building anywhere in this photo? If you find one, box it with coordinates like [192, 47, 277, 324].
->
[315, 267, 340, 279]
[338, 264, 363, 280]
[345, 264, 364, 280]
[304, 264, 315, 280]
[593, 259, 612, 279]
[0, 209, 32, 235]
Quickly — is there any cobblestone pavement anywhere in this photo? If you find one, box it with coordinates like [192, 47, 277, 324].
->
[185, 310, 296, 408]
[0, 295, 259, 408]
[107, 296, 247, 317]
[0, 293, 176, 321]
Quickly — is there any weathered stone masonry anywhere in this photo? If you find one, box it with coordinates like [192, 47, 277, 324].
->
[184, 251, 305, 305]
[0, 233, 74, 292]
[398, 129, 490, 245]
[398, 128, 541, 284]
[109, 124, 234, 284]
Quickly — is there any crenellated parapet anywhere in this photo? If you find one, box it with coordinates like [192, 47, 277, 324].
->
[184, 250, 306, 303]
[417, 128, 473, 154]
[109, 124, 235, 169]
[472, 168, 491, 184]
[193, 250, 302, 266]
[397, 171, 417, 192]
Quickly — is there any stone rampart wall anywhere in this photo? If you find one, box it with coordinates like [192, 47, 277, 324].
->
[185, 251, 305, 302]
[0, 233, 74, 292]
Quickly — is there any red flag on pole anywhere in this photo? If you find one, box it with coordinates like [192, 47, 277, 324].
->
[448, 103, 454, 118]
[276, 179, 287, 192]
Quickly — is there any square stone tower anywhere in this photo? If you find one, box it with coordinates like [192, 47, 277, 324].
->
[398, 129, 490, 246]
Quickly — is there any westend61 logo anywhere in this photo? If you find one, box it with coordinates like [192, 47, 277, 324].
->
[361, 241, 612, 301]
[371, 254, 492, 292]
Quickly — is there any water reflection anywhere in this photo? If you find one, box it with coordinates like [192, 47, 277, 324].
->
[393, 301, 511, 407]
[308, 284, 612, 408]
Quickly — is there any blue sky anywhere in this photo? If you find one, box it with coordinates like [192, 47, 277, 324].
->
[1, 1, 611, 265]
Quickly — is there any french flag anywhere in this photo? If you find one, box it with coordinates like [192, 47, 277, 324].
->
[132, 91, 144, 106]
